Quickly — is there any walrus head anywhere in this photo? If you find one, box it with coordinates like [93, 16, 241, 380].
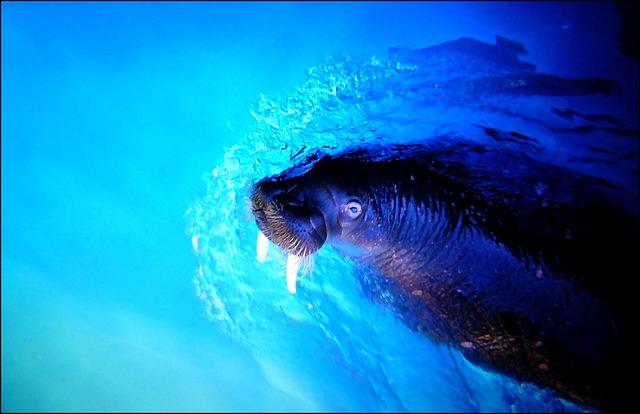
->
[250, 145, 471, 294]
[251, 152, 392, 293]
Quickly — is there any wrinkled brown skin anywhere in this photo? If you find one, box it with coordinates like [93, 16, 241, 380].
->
[251, 143, 637, 412]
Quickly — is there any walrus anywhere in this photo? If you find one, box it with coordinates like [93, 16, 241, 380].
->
[250, 138, 637, 411]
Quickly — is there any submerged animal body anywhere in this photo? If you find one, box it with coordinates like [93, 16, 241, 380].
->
[250, 140, 637, 411]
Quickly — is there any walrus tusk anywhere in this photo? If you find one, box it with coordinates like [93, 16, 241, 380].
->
[286, 254, 303, 294]
[256, 231, 269, 263]
[257, 231, 300, 293]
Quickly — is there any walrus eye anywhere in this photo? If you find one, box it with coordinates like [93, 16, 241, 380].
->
[344, 200, 362, 219]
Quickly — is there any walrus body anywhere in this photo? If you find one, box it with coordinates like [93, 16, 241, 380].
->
[250, 140, 637, 411]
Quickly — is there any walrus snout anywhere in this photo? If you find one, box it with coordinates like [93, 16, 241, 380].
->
[251, 180, 328, 257]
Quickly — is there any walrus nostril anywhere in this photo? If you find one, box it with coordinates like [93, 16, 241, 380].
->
[279, 191, 305, 207]
[252, 182, 307, 211]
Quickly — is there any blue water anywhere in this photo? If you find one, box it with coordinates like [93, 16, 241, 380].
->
[2, 2, 637, 412]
